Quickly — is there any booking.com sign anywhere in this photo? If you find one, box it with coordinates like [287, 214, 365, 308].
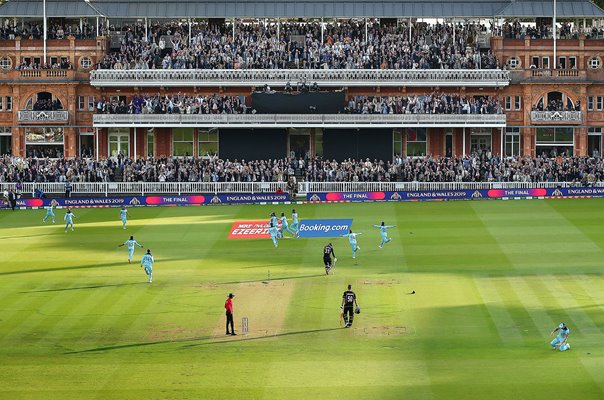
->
[297, 219, 353, 238]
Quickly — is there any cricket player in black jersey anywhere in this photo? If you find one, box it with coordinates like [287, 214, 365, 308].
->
[323, 243, 337, 275]
[341, 284, 359, 328]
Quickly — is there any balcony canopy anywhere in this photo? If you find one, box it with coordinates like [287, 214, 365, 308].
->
[1, 0, 603, 19]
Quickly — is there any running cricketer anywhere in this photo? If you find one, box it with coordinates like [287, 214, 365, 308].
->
[323, 243, 337, 274]
[118, 235, 143, 263]
[550, 322, 571, 351]
[140, 249, 154, 283]
[279, 212, 295, 238]
[120, 206, 129, 229]
[342, 229, 362, 258]
[64, 209, 76, 232]
[43, 205, 55, 224]
[372, 221, 396, 248]
[291, 209, 300, 238]
[269, 212, 278, 228]
[268, 222, 279, 248]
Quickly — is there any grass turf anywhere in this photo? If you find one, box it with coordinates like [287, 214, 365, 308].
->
[0, 199, 603, 400]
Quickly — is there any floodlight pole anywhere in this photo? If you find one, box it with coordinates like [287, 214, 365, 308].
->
[553, 0, 557, 69]
[43, 0, 47, 66]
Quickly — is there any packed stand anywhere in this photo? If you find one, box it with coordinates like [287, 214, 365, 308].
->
[497, 21, 577, 40]
[0, 21, 100, 41]
[95, 94, 247, 114]
[1, 154, 603, 186]
[345, 94, 502, 114]
[97, 20, 499, 70]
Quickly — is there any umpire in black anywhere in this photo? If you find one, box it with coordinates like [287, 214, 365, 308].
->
[341, 284, 359, 328]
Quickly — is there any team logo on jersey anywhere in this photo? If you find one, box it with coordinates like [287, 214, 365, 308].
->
[228, 220, 273, 239]
[297, 219, 353, 238]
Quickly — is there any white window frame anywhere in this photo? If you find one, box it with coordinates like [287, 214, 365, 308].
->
[79, 57, 93, 69]
[0, 56, 12, 70]
[505, 127, 521, 157]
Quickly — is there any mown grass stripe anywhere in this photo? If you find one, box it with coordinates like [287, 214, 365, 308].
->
[473, 275, 522, 343]
[545, 274, 603, 336]
[507, 276, 556, 337]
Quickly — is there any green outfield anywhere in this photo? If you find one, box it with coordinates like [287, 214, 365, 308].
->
[1, 199, 603, 400]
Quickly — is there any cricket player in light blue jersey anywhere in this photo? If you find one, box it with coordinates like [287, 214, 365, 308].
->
[372, 221, 396, 248]
[550, 322, 571, 351]
[64, 209, 76, 232]
[279, 212, 295, 238]
[118, 235, 143, 264]
[269, 212, 278, 228]
[43, 205, 55, 224]
[342, 229, 362, 258]
[268, 222, 279, 248]
[291, 209, 300, 238]
[120, 206, 129, 229]
[140, 249, 154, 283]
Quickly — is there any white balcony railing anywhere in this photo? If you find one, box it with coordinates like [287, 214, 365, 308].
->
[299, 181, 587, 193]
[90, 69, 510, 88]
[93, 113, 507, 128]
[530, 111, 583, 124]
[18, 110, 69, 123]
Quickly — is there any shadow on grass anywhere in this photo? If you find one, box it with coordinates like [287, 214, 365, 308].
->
[221, 274, 326, 284]
[65, 327, 342, 354]
[0, 258, 185, 276]
[22, 282, 145, 293]
[0, 233, 55, 240]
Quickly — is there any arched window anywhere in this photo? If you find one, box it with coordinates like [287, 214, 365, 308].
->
[25, 92, 63, 111]
[533, 91, 576, 112]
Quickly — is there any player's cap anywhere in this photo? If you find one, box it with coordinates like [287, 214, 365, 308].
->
[228, 293, 235, 298]
[559, 322, 565, 329]
[146, 249, 151, 253]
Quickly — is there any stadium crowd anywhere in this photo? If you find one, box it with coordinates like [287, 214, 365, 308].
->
[345, 94, 502, 114]
[97, 20, 498, 70]
[95, 94, 247, 114]
[1, 154, 603, 185]
[0, 22, 100, 40]
[93, 93, 502, 115]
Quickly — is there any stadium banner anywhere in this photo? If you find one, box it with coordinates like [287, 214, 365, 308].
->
[297, 219, 353, 238]
[3, 193, 290, 209]
[228, 220, 272, 239]
[306, 187, 604, 202]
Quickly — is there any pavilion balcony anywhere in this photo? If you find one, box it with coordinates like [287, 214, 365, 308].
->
[18, 110, 70, 123]
[530, 111, 583, 125]
[93, 113, 506, 128]
[90, 69, 510, 88]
